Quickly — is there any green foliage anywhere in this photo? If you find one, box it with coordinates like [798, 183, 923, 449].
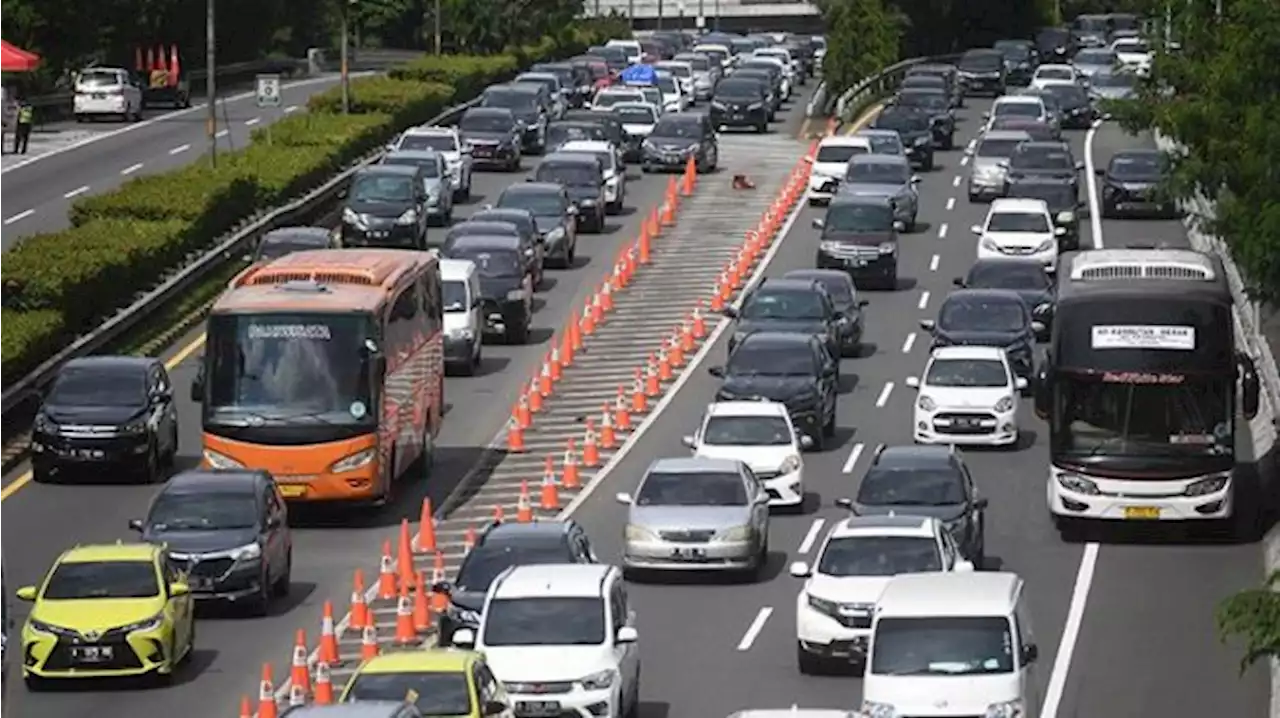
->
[391, 55, 519, 99]
[68, 165, 259, 244]
[1107, 0, 1280, 303]
[818, 0, 901, 97]
[1, 309, 67, 381]
[1218, 570, 1280, 672]
[307, 77, 455, 128]
[885, 0, 1055, 57]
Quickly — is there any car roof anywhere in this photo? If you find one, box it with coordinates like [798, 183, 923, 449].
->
[783, 268, 855, 288]
[944, 287, 1026, 304]
[819, 135, 871, 148]
[736, 330, 815, 348]
[61, 542, 160, 564]
[263, 226, 332, 242]
[964, 48, 1002, 56]
[62, 355, 155, 373]
[356, 164, 419, 178]
[483, 519, 576, 542]
[981, 130, 1034, 142]
[829, 514, 939, 539]
[504, 181, 562, 195]
[385, 150, 444, 164]
[648, 455, 744, 474]
[995, 94, 1043, 104]
[829, 193, 894, 208]
[467, 106, 513, 116]
[439, 258, 477, 281]
[559, 140, 615, 154]
[872, 444, 955, 468]
[989, 197, 1049, 213]
[449, 220, 519, 234]
[471, 208, 534, 221]
[600, 87, 645, 95]
[855, 128, 901, 139]
[756, 277, 822, 293]
[930, 345, 1009, 362]
[447, 234, 520, 250]
[163, 469, 264, 494]
[404, 125, 456, 136]
[517, 71, 557, 81]
[705, 400, 790, 419]
[354, 649, 478, 674]
[611, 101, 657, 113]
[542, 153, 599, 166]
[1017, 140, 1070, 151]
[493, 563, 613, 599]
[849, 153, 909, 167]
[508, 83, 543, 95]
[968, 257, 1050, 273]
[876, 572, 1021, 618]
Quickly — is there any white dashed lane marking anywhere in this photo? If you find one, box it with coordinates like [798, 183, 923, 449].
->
[121, 163, 143, 175]
[736, 608, 773, 651]
[168, 144, 190, 155]
[3, 209, 34, 225]
[875, 382, 895, 408]
[63, 185, 90, 199]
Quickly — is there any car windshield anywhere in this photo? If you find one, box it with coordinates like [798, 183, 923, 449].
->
[1057, 376, 1233, 457]
[1075, 49, 1115, 66]
[847, 161, 909, 185]
[383, 156, 440, 178]
[446, 247, 521, 278]
[1093, 71, 1136, 88]
[443, 280, 468, 313]
[1109, 153, 1162, 179]
[148, 492, 258, 530]
[989, 210, 1050, 233]
[255, 236, 327, 262]
[639, 88, 662, 105]
[499, 190, 565, 216]
[598, 92, 640, 109]
[679, 55, 710, 71]
[960, 52, 1002, 71]
[398, 134, 456, 152]
[460, 113, 513, 133]
[1114, 40, 1148, 53]
[995, 101, 1042, 118]
[1009, 182, 1075, 209]
[483, 90, 534, 110]
[858, 467, 966, 506]
[1038, 67, 1074, 81]
[976, 138, 1024, 158]
[925, 358, 1010, 388]
[702, 415, 792, 446]
[874, 110, 929, 132]
[351, 174, 414, 203]
[661, 64, 691, 77]
[48, 367, 146, 406]
[206, 313, 374, 422]
[636, 470, 747, 506]
[896, 92, 947, 110]
[859, 134, 903, 155]
[614, 105, 657, 124]
[1044, 84, 1087, 105]
[798, 276, 855, 306]
[826, 202, 893, 232]
[653, 118, 701, 139]
[728, 344, 816, 377]
[967, 262, 1050, 290]
[995, 43, 1032, 61]
[742, 289, 827, 321]
[344, 672, 472, 716]
[1011, 145, 1073, 171]
[484, 597, 606, 646]
[456, 542, 573, 593]
[818, 536, 943, 576]
[871, 617, 1016, 676]
[656, 75, 676, 93]
[43, 561, 159, 600]
[549, 124, 604, 147]
[716, 81, 761, 99]
[536, 163, 599, 187]
[939, 297, 1027, 332]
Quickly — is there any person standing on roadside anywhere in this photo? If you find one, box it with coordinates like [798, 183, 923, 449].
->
[13, 97, 34, 155]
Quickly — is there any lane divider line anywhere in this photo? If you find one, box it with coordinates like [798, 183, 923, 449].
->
[736, 607, 774, 651]
[842, 442, 865, 474]
[918, 290, 931, 310]
[945, 197, 955, 211]
[952, 176, 961, 188]
[875, 382, 895, 408]
[168, 144, 190, 155]
[797, 519, 825, 555]
[937, 222, 949, 239]
[901, 332, 916, 354]
[63, 185, 90, 199]
[245, 117, 261, 126]
[3, 209, 34, 225]
[929, 254, 939, 271]
[121, 162, 143, 175]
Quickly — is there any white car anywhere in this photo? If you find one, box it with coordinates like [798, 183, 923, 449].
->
[452, 564, 641, 718]
[807, 136, 872, 204]
[983, 96, 1051, 132]
[390, 125, 473, 201]
[559, 139, 626, 213]
[854, 129, 907, 158]
[73, 67, 143, 122]
[682, 400, 811, 508]
[655, 60, 696, 101]
[906, 346, 1027, 447]
[606, 38, 642, 65]
[754, 47, 803, 83]
[740, 55, 792, 99]
[611, 101, 659, 142]
[654, 71, 688, 112]
[790, 514, 974, 674]
[1031, 63, 1087, 89]
[1110, 38, 1152, 76]
[693, 43, 734, 70]
[972, 197, 1064, 272]
[592, 87, 646, 111]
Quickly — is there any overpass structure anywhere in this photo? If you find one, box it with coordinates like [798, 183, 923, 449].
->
[584, 0, 822, 32]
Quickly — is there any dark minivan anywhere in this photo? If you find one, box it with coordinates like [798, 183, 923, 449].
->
[711, 77, 771, 132]
[534, 153, 607, 232]
[812, 195, 903, 290]
[340, 165, 429, 249]
[956, 49, 1007, 96]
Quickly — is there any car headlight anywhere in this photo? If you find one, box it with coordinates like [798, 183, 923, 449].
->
[981, 237, 1001, 252]
[120, 419, 148, 435]
[913, 135, 931, 146]
[396, 208, 418, 225]
[1057, 472, 1100, 495]
[714, 525, 753, 542]
[878, 241, 897, 254]
[506, 287, 529, 301]
[342, 207, 367, 228]
[33, 414, 57, 433]
[580, 197, 597, 206]
[985, 699, 1025, 718]
[917, 394, 937, 411]
[545, 226, 566, 243]
[819, 240, 841, 252]
[779, 455, 802, 474]
[806, 594, 838, 616]
[711, 101, 727, 110]
[27, 619, 76, 637]
[330, 447, 376, 473]
[1056, 210, 1075, 224]
[447, 603, 481, 625]
[642, 139, 657, 151]
[1034, 239, 1055, 253]
[231, 542, 263, 561]
[995, 395, 1015, 412]
[747, 102, 765, 110]
[579, 668, 618, 690]
[625, 524, 658, 541]
[203, 449, 245, 469]
[449, 326, 475, 341]
[1185, 476, 1229, 497]
[861, 700, 897, 718]
[1034, 302, 1052, 316]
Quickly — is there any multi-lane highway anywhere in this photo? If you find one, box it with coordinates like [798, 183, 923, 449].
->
[0, 74, 347, 247]
[0, 86, 818, 718]
[558, 107, 1268, 716]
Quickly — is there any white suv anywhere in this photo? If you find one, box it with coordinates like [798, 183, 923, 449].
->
[73, 67, 143, 122]
[906, 346, 1026, 447]
[972, 197, 1064, 272]
[790, 515, 973, 675]
[390, 126, 473, 201]
[683, 400, 811, 507]
[807, 136, 872, 205]
[452, 564, 640, 718]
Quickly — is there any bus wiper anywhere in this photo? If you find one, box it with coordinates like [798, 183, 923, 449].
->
[213, 409, 343, 426]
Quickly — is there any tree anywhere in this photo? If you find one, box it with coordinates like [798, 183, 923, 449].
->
[1218, 571, 1280, 672]
[816, 0, 900, 96]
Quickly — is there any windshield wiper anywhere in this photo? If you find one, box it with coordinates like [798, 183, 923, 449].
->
[211, 408, 344, 426]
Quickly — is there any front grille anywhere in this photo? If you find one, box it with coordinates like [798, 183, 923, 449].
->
[933, 411, 998, 435]
[834, 613, 873, 629]
[822, 244, 880, 259]
[43, 633, 145, 671]
[506, 681, 574, 695]
[659, 529, 716, 543]
[997, 244, 1038, 256]
[188, 557, 235, 579]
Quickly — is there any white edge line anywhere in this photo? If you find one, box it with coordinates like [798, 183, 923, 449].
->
[1084, 119, 1104, 249]
[841, 442, 865, 474]
[1039, 542, 1100, 718]
[797, 519, 825, 555]
[121, 163, 143, 175]
[736, 607, 774, 651]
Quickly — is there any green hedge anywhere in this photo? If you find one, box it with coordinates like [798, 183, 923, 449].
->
[1, 17, 631, 387]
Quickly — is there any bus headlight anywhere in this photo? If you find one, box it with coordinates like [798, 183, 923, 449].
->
[330, 447, 377, 473]
[203, 449, 244, 469]
[1056, 473, 1100, 495]
[1185, 476, 1228, 497]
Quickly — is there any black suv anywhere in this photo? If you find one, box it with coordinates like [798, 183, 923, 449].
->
[445, 220, 543, 289]
[709, 331, 840, 449]
[340, 165, 429, 249]
[442, 234, 534, 343]
[710, 77, 771, 132]
[1005, 141, 1083, 198]
[954, 259, 1056, 340]
[993, 39, 1038, 86]
[481, 84, 549, 154]
[813, 194, 902, 290]
[31, 356, 179, 484]
[724, 277, 844, 360]
[783, 269, 869, 357]
[1096, 149, 1176, 218]
[458, 107, 523, 171]
[433, 519, 597, 644]
[642, 113, 719, 173]
[842, 444, 988, 566]
[534, 153, 607, 232]
[869, 107, 935, 170]
[493, 182, 578, 268]
[956, 48, 1008, 96]
[131, 469, 292, 614]
[921, 289, 1039, 378]
[469, 208, 547, 288]
[889, 89, 955, 149]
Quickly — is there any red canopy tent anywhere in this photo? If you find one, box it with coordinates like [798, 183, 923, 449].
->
[1, 40, 40, 72]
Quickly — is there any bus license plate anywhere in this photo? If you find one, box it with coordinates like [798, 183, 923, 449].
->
[73, 645, 113, 663]
[1124, 506, 1160, 520]
[278, 485, 307, 498]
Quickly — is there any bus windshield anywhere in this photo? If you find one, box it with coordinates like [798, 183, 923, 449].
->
[205, 313, 376, 425]
[1054, 375, 1232, 458]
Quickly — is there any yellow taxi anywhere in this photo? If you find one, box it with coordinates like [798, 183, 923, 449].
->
[340, 649, 512, 718]
[15, 542, 195, 688]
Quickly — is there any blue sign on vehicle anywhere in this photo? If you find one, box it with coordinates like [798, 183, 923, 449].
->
[620, 64, 657, 85]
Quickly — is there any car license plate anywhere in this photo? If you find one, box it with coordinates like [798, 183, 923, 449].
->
[70, 448, 106, 459]
[670, 547, 706, 560]
[516, 701, 561, 717]
[190, 577, 214, 590]
[73, 645, 113, 663]
[1124, 506, 1160, 520]
[369, 230, 389, 239]
[732, 113, 744, 120]
[846, 258, 868, 268]
[278, 484, 307, 498]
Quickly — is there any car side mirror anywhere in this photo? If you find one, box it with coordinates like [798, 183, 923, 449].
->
[911, 175, 921, 184]
[952, 277, 965, 287]
[615, 492, 634, 505]
[834, 497, 858, 513]
[803, 155, 814, 164]
[266, 515, 283, 530]
[919, 318, 937, 331]
[982, 111, 991, 119]
[892, 220, 906, 232]
[15, 586, 37, 602]
[955, 559, 975, 573]
[708, 365, 725, 378]
[460, 147, 472, 155]
[681, 434, 697, 449]
[858, 298, 869, 307]
[452, 628, 476, 648]
[974, 497, 990, 510]
[1074, 161, 1085, 171]
[1015, 377, 1029, 391]
[385, 143, 396, 152]
[170, 582, 191, 597]
[1094, 166, 1106, 176]
[1022, 643, 1040, 663]
[905, 376, 920, 389]
[567, 205, 579, 215]
[128, 518, 144, 532]
[811, 218, 825, 230]
[789, 561, 812, 578]
[1054, 226, 1067, 237]
[483, 203, 493, 210]
[337, 188, 348, 199]
[189, 369, 205, 403]
[1031, 321, 1046, 334]
[484, 701, 510, 716]
[964, 147, 975, 156]
[616, 626, 639, 644]
[799, 434, 815, 449]
[722, 306, 738, 318]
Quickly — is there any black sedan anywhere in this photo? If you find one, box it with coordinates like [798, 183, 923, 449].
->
[1097, 149, 1178, 218]
[953, 259, 1055, 341]
[920, 289, 1039, 379]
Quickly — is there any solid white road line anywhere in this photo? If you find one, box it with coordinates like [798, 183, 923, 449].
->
[901, 333, 916, 354]
[929, 254, 940, 271]
[245, 117, 261, 126]
[216, 129, 230, 139]
[4, 209, 34, 225]
[842, 442, 865, 473]
[797, 519, 826, 555]
[937, 223, 949, 239]
[737, 607, 774, 651]
[168, 144, 190, 155]
[952, 176, 961, 187]
[121, 162, 143, 175]
[1083, 119, 1105, 249]
[875, 382, 894, 408]
[1040, 543, 1100, 718]
[284, 105, 299, 114]
[960, 155, 970, 166]
[63, 185, 90, 199]
[945, 197, 955, 211]
[918, 290, 931, 310]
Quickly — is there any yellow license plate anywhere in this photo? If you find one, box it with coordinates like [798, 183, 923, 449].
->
[278, 484, 307, 498]
[1124, 506, 1160, 520]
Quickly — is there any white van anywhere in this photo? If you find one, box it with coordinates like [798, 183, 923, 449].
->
[73, 67, 143, 122]
[606, 39, 643, 65]
[440, 258, 482, 375]
[861, 572, 1040, 718]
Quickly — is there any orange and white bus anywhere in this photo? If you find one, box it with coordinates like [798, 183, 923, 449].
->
[191, 249, 444, 505]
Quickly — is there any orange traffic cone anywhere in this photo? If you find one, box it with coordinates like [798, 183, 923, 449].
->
[516, 396, 532, 429]
[516, 480, 534, 523]
[360, 624, 379, 661]
[397, 519, 415, 591]
[507, 417, 526, 453]
[430, 553, 449, 612]
[645, 358, 661, 397]
[350, 570, 370, 630]
[669, 329, 686, 367]
[583, 420, 600, 468]
[257, 664, 279, 718]
[394, 584, 417, 645]
[550, 345, 563, 381]
[631, 371, 647, 414]
[658, 342, 673, 381]
[540, 456, 561, 510]
[601, 405, 617, 449]
[562, 439, 580, 488]
[288, 683, 306, 708]
[614, 386, 633, 431]
[492, 503, 505, 523]
[377, 541, 397, 600]
[413, 570, 432, 632]
[290, 629, 311, 696]
[528, 377, 543, 413]
[416, 498, 437, 553]
[683, 155, 697, 196]
[318, 600, 340, 664]
[313, 661, 335, 705]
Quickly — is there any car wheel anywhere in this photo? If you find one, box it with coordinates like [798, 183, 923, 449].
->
[797, 644, 824, 675]
[143, 443, 161, 484]
[247, 573, 272, 616]
[922, 155, 935, 171]
[823, 406, 837, 437]
[968, 192, 981, 203]
[506, 319, 529, 344]
[273, 550, 292, 597]
[459, 341, 479, 376]
[756, 121, 768, 133]
[163, 425, 179, 467]
[809, 428, 825, 451]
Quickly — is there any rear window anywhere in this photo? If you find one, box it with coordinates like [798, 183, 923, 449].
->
[78, 70, 125, 86]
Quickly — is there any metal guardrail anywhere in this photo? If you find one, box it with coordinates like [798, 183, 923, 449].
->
[831, 53, 961, 123]
[0, 96, 482, 417]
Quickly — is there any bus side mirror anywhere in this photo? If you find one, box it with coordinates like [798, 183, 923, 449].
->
[189, 365, 205, 403]
[1240, 353, 1260, 420]
[1033, 366, 1052, 419]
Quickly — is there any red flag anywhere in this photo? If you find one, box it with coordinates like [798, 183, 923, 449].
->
[169, 45, 180, 86]
[135, 47, 144, 72]
[154, 44, 167, 73]
[145, 47, 155, 72]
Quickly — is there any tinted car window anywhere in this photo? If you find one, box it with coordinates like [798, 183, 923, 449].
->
[49, 366, 146, 405]
[637, 471, 746, 506]
[344, 672, 472, 716]
[351, 174, 415, 202]
[536, 163, 599, 187]
[499, 190, 566, 216]
[652, 117, 703, 139]
[1109, 152, 1162, 179]
[967, 262, 1051, 290]
[858, 465, 966, 505]
[939, 296, 1028, 332]
[484, 597, 606, 646]
[988, 211, 1050, 233]
[826, 202, 894, 232]
[819, 536, 943, 576]
[728, 343, 817, 376]
[446, 247, 522, 278]
[925, 358, 1010, 388]
[959, 51, 1002, 71]
[149, 492, 258, 530]
[43, 561, 159, 599]
[460, 112, 513, 132]
[456, 540, 573, 592]
[847, 161, 910, 184]
[702, 416, 792, 446]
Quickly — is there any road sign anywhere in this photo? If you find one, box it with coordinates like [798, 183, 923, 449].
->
[256, 74, 282, 108]
[695, 15, 706, 28]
